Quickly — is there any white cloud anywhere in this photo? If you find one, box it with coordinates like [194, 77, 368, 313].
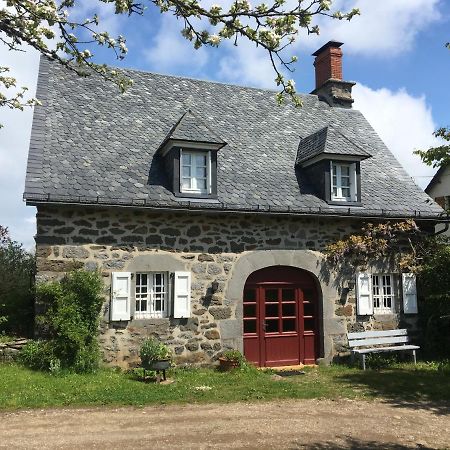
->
[301, 0, 441, 56]
[0, 44, 39, 249]
[218, 39, 277, 88]
[143, 15, 209, 73]
[353, 84, 438, 189]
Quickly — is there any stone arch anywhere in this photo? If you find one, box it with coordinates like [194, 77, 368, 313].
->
[224, 250, 343, 363]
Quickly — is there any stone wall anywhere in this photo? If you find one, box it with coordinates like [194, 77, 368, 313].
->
[34, 204, 414, 367]
[0, 338, 29, 362]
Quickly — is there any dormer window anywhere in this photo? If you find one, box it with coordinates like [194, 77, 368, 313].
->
[331, 162, 356, 202]
[156, 110, 226, 199]
[295, 126, 372, 206]
[181, 150, 210, 194]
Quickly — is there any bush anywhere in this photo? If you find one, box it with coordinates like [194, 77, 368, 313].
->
[27, 270, 104, 373]
[19, 340, 54, 371]
[0, 227, 35, 336]
[418, 242, 450, 359]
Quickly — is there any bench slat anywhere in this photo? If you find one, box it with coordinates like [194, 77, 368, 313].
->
[352, 344, 420, 354]
[347, 329, 408, 339]
[348, 335, 409, 348]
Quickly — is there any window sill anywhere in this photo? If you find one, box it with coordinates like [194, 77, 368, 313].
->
[174, 191, 218, 199]
[130, 317, 170, 327]
[326, 200, 362, 207]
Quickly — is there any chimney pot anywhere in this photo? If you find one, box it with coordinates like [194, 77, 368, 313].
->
[311, 41, 354, 108]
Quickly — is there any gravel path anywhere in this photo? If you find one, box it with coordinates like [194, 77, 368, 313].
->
[1, 399, 449, 449]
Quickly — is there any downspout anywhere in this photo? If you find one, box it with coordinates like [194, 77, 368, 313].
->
[435, 222, 450, 235]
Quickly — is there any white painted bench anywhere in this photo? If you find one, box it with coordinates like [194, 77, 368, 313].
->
[347, 329, 419, 370]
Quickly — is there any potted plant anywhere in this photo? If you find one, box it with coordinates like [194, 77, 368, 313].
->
[218, 349, 245, 371]
[139, 338, 172, 371]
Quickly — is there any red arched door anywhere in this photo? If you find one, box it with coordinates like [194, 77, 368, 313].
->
[243, 266, 319, 367]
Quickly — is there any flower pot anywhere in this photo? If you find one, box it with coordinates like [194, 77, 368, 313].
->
[218, 357, 240, 371]
[142, 359, 171, 371]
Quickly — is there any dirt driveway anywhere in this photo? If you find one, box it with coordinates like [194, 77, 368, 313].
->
[1, 399, 449, 449]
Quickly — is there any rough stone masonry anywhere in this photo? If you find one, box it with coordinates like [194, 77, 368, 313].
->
[34, 204, 413, 368]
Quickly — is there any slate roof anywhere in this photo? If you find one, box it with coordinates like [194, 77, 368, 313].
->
[24, 57, 444, 220]
[296, 126, 371, 165]
[160, 109, 226, 148]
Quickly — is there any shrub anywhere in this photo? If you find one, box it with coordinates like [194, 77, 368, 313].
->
[418, 242, 450, 359]
[30, 270, 104, 373]
[0, 227, 35, 336]
[19, 340, 54, 371]
[139, 338, 172, 365]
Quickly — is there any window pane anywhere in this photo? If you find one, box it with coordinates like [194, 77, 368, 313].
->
[303, 289, 314, 302]
[282, 303, 295, 317]
[266, 319, 278, 333]
[341, 176, 350, 187]
[342, 187, 350, 198]
[244, 304, 256, 318]
[182, 166, 191, 178]
[244, 289, 256, 302]
[198, 178, 207, 190]
[304, 318, 315, 331]
[283, 319, 296, 332]
[196, 166, 207, 178]
[182, 152, 191, 165]
[244, 320, 256, 334]
[341, 165, 350, 176]
[265, 303, 278, 318]
[303, 303, 314, 317]
[265, 289, 278, 302]
[182, 178, 191, 189]
[282, 289, 294, 301]
[196, 154, 207, 166]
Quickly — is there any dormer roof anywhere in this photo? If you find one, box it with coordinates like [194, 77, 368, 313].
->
[158, 109, 226, 154]
[296, 126, 372, 166]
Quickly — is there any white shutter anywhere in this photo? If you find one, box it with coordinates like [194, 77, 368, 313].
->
[402, 273, 418, 314]
[173, 271, 191, 318]
[111, 272, 131, 321]
[356, 272, 373, 315]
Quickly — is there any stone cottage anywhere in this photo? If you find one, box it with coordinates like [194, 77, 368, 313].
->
[24, 41, 445, 368]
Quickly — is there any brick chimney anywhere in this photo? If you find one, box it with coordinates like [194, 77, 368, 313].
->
[310, 41, 355, 108]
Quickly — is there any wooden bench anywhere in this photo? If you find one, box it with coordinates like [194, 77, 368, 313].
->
[347, 329, 419, 370]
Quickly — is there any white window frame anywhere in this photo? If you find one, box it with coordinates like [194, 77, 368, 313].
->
[372, 273, 396, 314]
[135, 272, 168, 319]
[180, 149, 211, 194]
[330, 161, 357, 202]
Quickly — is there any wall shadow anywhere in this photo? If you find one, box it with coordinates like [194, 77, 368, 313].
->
[289, 436, 435, 449]
[335, 367, 450, 416]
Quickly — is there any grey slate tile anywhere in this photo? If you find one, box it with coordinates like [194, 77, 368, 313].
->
[23, 57, 443, 219]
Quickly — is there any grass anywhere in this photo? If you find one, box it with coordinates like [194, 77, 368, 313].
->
[0, 362, 449, 411]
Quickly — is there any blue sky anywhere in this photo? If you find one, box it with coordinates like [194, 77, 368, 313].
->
[0, 0, 449, 248]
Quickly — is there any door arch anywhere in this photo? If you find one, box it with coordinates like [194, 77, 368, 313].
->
[243, 266, 319, 367]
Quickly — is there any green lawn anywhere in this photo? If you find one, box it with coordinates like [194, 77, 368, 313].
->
[0, 362, 449, 410]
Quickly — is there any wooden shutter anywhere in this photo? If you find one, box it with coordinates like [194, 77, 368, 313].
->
[111, 272, 131, 321]
[402, 273, 418, 314]
[356, 272, 373, 315]
[173, 271, 191, 318]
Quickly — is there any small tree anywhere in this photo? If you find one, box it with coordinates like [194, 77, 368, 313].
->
[414, 127, 450, 169]
[0, 226, 35, 336]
